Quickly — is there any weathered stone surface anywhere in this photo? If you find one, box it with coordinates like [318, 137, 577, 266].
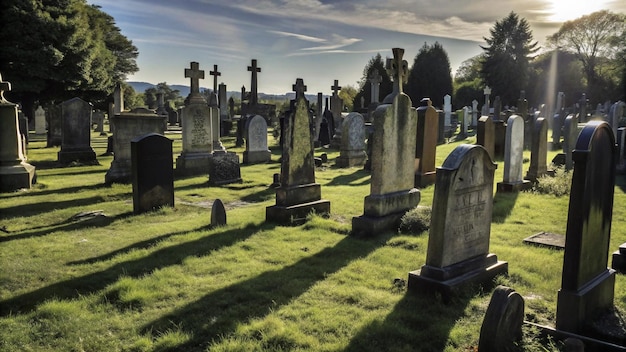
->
[211, 198, 227, 226]
[336, 112, 366, 167]
[208, 152, 242, 186]
[478, 286, 525, 352]
[243, 115, 271, 164]
[525, 117, 549, 182]
[176, 103, 213, 176]
[58, 97, 97, 164]
[414, 98, 438, 187]
[35, 105, 46, 134]
[498, 114, 531, 192]
[477, 115, 494, 160]
[131, 133, 174, 214]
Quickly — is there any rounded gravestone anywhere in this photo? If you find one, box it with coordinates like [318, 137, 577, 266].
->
[478, 285, 525, 352]
[211, 198, 227, 227]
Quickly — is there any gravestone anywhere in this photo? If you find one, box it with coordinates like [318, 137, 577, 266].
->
[211, 199, 227, 226]
[443, 94, 451, 127]
[314, 92, 323, 144]
[35, 105, 46, 134]
[266, 78, 330, 224]
[563, 114, 578, 170]
[243, 115, 271, 164]
[367, 69, 382, 122]
[330, 80, 344, 148]
[352, 48, 420, 236]
[105, 110, 166, 184]
[0, 74, 36, 192]
[93, 110, 105, 135]
[482, 86, 491, 116]
[155, 92, 168, 116]
[131, 133, 174, 214]
[477, 115, 495, 160]
[493, 96, 502, 120]
[478, 286, 524, 352]
[209, 64, 221, 93]
[578, 93, 587, 122]
[471, 99, 479, 127]
[208, 92, 225, 152]
[336, 112, 367, 167]
[556, 120, 617, 334]
[58, 97, 97, 164]
[167, 106, 178, 126]
[208, 151, 242, 185]
[113, 82, 124, 115]
[218, 83, 229, 122]
[408, 144, 507, 297]
[525, 117, 549, 182]
[176, 62, 213, 176]
[497, 115, 531, 191]
[46, 104, 62, 147]
[414, 98, 438, 187]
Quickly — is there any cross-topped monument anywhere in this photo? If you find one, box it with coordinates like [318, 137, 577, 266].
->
[293, 78, 307, 100]
[184, 61, 205, 104]
[248, 59, 261, 105]
[0, 73, 11, 102]
[210, 64, 221, 93]
[331, 80, 341, 97]
[383, 48, 408, 103]
[369, 69, 382, 104]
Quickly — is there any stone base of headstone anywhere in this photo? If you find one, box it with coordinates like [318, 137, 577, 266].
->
[266, 199, 331, 224]
[414, 171, 436, 188]
[176, 152, 212, 177]
[58, 148, 97, 165]
[496, 179, 532, 192]
[524, 166, 548, 182]
[408, 253, 508, 298]
[0, 162, 36, 192]
[336, 150, 367, 168]
[556, 269, 616, 333]
[611, 243, 626, 273]
[105, 159, 132, 184]
[352, 189, 420, 236]
[208, 152, 242, 185]
[243, 150, 271, 164]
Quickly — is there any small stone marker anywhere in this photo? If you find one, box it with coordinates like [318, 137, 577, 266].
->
[497, 115, 531, 192]
[523, 232, 565, 250]
[478, 286, 525, 352]
[131, 133, 174, 214]
[243, 115, 271, 164]
[525, 117, 549, 182]
[477, 115, 495, 160]
[408, 144, 507, 297]
[556, 120, 617, 334]
[35, 105, 46, 134]
[414, 97, 438, 187]
[336, 112, 367, 167]
[58, 97, 97, 164]
[210, 199, 227, 226]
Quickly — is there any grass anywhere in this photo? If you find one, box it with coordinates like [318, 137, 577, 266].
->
[1, 128, 626, 351]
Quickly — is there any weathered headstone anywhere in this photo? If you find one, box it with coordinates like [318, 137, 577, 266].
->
[497, 115, 531, 191]
[209, 64, 221, 94]
[336, 112, 367, 167]
[443, 94, 452, 127]
[525, 117, 548, 182]
[35, 105, 46, 134]
[243, 115, 271, 164]
[58, 97, 97, 164]
[207, 92, 224, 152]
[113, 82, 124, 115]
[46, 104, 62, 147]
[471, 99, 479, 127]
[556, 120, 617, 334]
[408, 144, 507, 296]
[208, 151, 242, 185]
[477, 115, 495, 161]
[93, 110, 106, 135]
[218, 83, 228, 122]
[563, 114, 578, 170]
[414, 98, 438, 187]
[155, 92, 168, 117]
[266, 78, 330, 224]
[131, 133, 174, 214]
[105, 110, 166, 184]
[0, 74, 36, 192]
[352, 48, 420, 236]
[330, 79, 344, 148]
[211, 198, 227, 226]
[493, 96, 502, 120]
[482, 86, 491, 116]
[478, 286, 525, 352]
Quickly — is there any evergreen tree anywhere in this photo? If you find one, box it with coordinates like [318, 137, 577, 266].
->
[405, 42, 453, 108]
[480, 12, 539, 106]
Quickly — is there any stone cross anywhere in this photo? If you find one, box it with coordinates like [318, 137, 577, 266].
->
[185, 61, 204, 96]
[386, 48, 408, 95]
[369, 69, 382, 104]
[293, 78, 307, 100]
[331, 80, 341, 97]
[0, 73, 11, 102]
[210, 64, 221, 93]
[482, 86, 492, 116]
[248, 59, 261, 105]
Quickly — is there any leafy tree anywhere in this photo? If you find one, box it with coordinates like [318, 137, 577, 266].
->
[455, 54, 484, 84]
[527, 50, 585, 110]
[405, 42, 453, 108]
[481, 12, 539, 106]
[547, 10, 626, 104]
[121, 83, 143, 110]
[144, 83, 184, 109]
[453, 79, 483, 108]
[338, 85, 358, 111]
[354, 53, 393, 108]
[0, 0, 138, 115]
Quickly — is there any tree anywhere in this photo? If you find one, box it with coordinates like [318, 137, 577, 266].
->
[0, 0, 138, 115]
[338, 85, 358, 111]
[144, 83, 184, 109]
[455, 54, 484, 84]
[547, 10, 626, 104]
[405, 42, 453, 108]
[354, 53, 393, 109]
[481, 12, 539, 106]
[527, 50, 585, 109]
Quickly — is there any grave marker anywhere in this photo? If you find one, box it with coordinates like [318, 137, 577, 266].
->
[477, 115, 495, 160]
[243, 115, 271, 164]
[211, 199, 227, 226]
[35, 105, 46, 134]
[58, 97, 97, 164]
[131, 133, 174, 214]
[414, 98, 438, 187]
[525, 117, 549, 182]
[336, 112, 367, 167]
[497, 115, 531, 191]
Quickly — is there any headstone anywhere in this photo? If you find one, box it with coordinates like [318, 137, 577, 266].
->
[46, 104, 62, 147]
[408, 144, 507, 297]
[93, 110, 105, 135]
[211, 198, 227, 226]
[167, 106, 178, 126]
[131, 133, 174, 214]
[228, 97, 235, 119]
[471, 100, 479, 127]
[610, 101, 625, 138]
[113, 82, 124, 115]
[563, 114, 578, 170]
[155, 92, 168, 116]
[18, 111, 28, 150]
[105, 109, 166, 184]
[218, 83, 228, 122]
[352, 48, 420, 236]
[493, 96, 502, 120]
[443, 94, 452, 127]
[369, 69, 382, 104]
[617, 127, 626, 173]
[578, 93, 587, 122]
[266, 78, 330, 224]
[497, 115, 531, 192]
[556, 120, 617, 334]
[478, 286, 525, 352]
[58, 97, 97, 164]
[482, 86, 491, 116]
[35, 105, 46, 134]
[208, 151, 242, 185]
[414, 98, 438, 187]
[525, 117, 549, 182]
[330, 79, 344, 148]
[314, 92, 324, 144]
[336, 112, 367, 167]
[243, 115, 271, 164]
[477, 116, 495, 161]
[208, 92, 224, 152]
[247, 59, 261, 106]
[0, 74, 36, 192]
[184, 61, 206, 105]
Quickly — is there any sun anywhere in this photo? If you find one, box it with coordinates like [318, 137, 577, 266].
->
[545, 0, 609, 22]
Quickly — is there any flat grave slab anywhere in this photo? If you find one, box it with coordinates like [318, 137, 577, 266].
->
[523, 232, 565, 250]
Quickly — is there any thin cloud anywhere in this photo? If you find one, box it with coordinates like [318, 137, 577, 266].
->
[267, 30, 326, 43]
[301, 35, 362, 51]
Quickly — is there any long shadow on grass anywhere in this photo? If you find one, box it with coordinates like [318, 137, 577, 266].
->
[0, 222, 265, 316]
[492, 190, 519, 223]
[326, 168, 370, 186]
[3, 182, 116, 199]
[345, 291, 473, 351]
[0, 195, 122, 220]
[141, 233, 382, 352]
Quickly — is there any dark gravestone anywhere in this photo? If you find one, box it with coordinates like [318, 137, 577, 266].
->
[414, 98, 438, 187]
[211, 199, 227, 226]
[493, 119, 506, 159]
[437, 110, 445, 145]
[58, 97, 97, 164]
[478, 286, 525, 352]
[318, 117, 331, 147]
[46, 104, 62, 147]
[131, 133, 174, 214]
[556, 120, 617, 334]
[477, 115, 495, 161]
[408, 144, 507, 297]
[208, 152, 242, 186]
[611, 243, 626, 273]
[525, 117, 548, 182]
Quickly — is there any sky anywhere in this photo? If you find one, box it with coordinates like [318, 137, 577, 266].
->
[87, 0, 626, 96]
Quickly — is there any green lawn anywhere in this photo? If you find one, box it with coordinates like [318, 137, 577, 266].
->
[1, 128, 625, 351]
